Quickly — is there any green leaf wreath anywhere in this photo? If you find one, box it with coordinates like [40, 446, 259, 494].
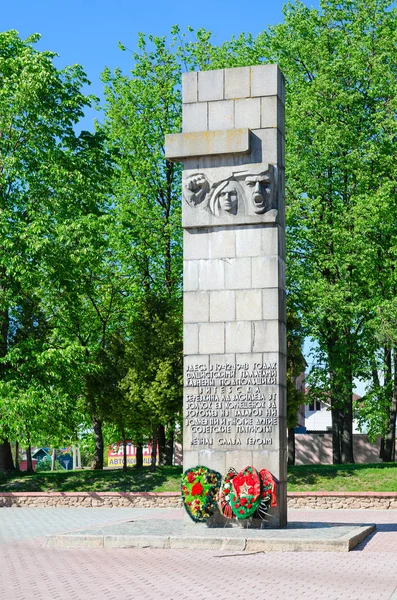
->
[181, 465, 222, 522]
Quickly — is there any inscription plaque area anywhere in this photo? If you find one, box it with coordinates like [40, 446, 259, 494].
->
[166, 65, 286, 528]
[185, 361, 278, 448]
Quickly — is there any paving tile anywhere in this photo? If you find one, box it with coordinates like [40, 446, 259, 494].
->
[0, 508, 396, 600]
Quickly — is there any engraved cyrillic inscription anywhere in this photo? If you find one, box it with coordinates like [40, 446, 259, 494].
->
[185, 361, 278, 448]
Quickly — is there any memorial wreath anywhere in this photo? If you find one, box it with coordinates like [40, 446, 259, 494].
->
[181, 466, 222, 522]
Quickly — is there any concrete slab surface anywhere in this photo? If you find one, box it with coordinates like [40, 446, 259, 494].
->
[46, 515, 375, 552]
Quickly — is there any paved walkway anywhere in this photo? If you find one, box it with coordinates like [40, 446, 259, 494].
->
[0, 508, 396, 600]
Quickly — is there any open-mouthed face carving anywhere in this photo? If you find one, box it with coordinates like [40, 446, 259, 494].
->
[245, 171, 274, 214]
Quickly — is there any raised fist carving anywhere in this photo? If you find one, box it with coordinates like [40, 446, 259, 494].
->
[183, 173, 210, 207]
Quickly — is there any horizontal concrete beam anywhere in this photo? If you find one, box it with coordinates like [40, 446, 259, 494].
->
[165, 129, 250, 161]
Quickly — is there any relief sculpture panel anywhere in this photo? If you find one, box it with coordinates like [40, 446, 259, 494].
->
[182, 163, 279, 228]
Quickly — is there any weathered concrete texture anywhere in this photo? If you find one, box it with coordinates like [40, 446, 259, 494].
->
[181, 101, 208, 133]
[235, 97, 261, 129]
[181, 164, 282, 228]
[208, 100, 234, 130]
[46, 518, 375, 552]
[165, 129, 250, 159]
[167, 65, 287, 528]
[198, 69, 224, 102]
[183, 226, 284, 260]
[182, 65, 285, 104]
[176, 67, 285, 175]
[181, 71, 198, 103]
[225, 67, 251, 99]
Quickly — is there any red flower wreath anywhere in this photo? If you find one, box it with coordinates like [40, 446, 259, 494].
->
[181, 466, 222, 523]
[229, 466, 261, 519]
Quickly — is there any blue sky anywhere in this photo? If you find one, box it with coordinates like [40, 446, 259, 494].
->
[2, 0, 318, 129]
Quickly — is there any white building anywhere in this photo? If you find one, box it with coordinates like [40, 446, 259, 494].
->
[304, 395, 361, 433]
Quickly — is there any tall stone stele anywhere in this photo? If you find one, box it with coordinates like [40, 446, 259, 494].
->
[166, 66, 287, 528]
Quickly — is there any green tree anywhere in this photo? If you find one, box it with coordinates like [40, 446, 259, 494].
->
[286, 306, 306, 465]
[260, 0, 397, 463]
[0, 30, 112, 470]
[101, 5, 397, 466]
[183, 0, 397, 463]
[100, 32, 184, 467]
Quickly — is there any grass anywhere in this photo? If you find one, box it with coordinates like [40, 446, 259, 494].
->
[287, 462, 397, 492]
[0, 465, 183, 493]
[0, 462, 397, 493]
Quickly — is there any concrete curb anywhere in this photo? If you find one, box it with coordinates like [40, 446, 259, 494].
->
[288, 491, 397, 497]
[1, 491, 396, 509]
[288, 492, 397, 510]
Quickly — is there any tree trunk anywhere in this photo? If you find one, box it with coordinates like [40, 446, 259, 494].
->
[287, 427, 295, 466]
[372, 358, 385, 461]
[328, 335, 342, 464]
[135, 442, 143, 469]
[15, 441, 19, 471]
[383, 348, 397, 462]
[122, 433, 127, 473]
[165, 428, 174, 466]
[51, 448, 56, 471]
[341, 395, 354, 463]
[26, 443, 34, 473]
[380, 437, 385, 461]
[331, 401, 342, 464]
[77, 446, 82, 469]
[158, 424, 166, 466]
[0, 302, 12, 473]
[340, 343, 354, 464]
[91, 418, 104, 470]
[0, 441, 14, 472]
[0, 301, 9, 362]
[150, 427, 158, 472]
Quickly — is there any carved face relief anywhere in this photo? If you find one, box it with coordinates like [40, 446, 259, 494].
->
[244, 170, 274, 214]
[209, 180, 243, 217]
[183, 173, 210, 207]
[182, 163, 278, 227]
[218, 182, 238, 215]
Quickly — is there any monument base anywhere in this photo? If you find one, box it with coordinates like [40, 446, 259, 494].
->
[183, 505, 282, 529]
[47, 517, 375, 553]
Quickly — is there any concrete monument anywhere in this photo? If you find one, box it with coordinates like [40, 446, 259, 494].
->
[166, 65, 286, 528]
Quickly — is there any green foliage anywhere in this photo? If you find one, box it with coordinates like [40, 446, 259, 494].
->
[177, 2, 397, 460]
[79, 423, 118, 468]
[35, 456, 63, 472]
[0, 30, 113, 451]
[264, 1, 397, 451]
[99, 31, 184, 449]
[286, 307, 306, 429]
[35, 456, 51, 472]
[2, 3, 397, 466]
